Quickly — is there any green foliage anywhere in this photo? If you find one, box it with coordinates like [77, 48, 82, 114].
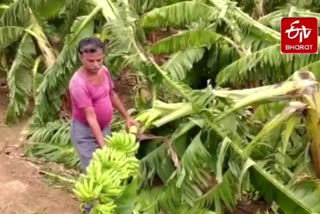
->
[260, 6, 320, 31]
[150, 30, 221, 54]
[130, 0, 185, 15]
[216, 44, 320, 86]
[0, 26, 24, 49]
[251, 163, 320, 214]
[25, 120, 79, 168]
[174, 133, 215, 206]
[5, 34, 36, 124]
[163, 48, 205, 81]
[29, 0, 66, 19]
[1, 0, 29, 26]
[141, 1, 217, 28]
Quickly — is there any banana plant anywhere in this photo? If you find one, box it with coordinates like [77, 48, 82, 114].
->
[135, 69, 320, 213]
[0, 0, 62, 124]
[140, 0, 320, 88]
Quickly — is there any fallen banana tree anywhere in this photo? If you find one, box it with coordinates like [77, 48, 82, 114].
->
[133, 69, 320, 213]
[213, 71, 320, 179]
[296, 72, 320, 179]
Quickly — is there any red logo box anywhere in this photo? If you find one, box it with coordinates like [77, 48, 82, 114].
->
[281, 17, 318, 54]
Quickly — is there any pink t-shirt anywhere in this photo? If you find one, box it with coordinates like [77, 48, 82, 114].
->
[69, 66, 114, 129]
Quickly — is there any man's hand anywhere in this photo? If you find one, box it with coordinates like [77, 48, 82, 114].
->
[125, 116, 140, 132]
[111, 91, 141, 133]
[110, 90, 142, 135]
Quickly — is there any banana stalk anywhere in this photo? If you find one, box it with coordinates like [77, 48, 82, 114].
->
[294, 72, 320, 178]
[153, 100, 188, 111]
[216, 78, 317, 121]
[135, 101, 194, 130]
[153, 103, 194, 127]
[212, 85, 271, 103]
[30, 13, 56, 68]
[32, 56, 42, 100]
[0, 4, 9, 10]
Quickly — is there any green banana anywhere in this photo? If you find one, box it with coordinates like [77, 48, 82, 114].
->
[93, 184, 103, 199]
[99, 193, 111, 203]
[88, 177, 95, 195]
[91, 202, 116, 214]
[74, 178, 94, 202]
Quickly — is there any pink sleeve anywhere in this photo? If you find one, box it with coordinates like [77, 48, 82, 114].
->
[70, 84, 92, 109]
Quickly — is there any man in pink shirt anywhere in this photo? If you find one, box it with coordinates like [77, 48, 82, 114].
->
[69, 37, 139, 172]
[69, 37, 139, 213]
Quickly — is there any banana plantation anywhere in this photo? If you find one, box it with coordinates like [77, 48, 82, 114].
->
[2, 0, 320, 213]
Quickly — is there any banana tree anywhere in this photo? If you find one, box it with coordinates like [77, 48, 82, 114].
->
[139, 0, 320, 89]
[0, 0, 64, 125]
[99, 4, 320, 210]
[133, 64, 320, 213]
[97, 3, 320, 213]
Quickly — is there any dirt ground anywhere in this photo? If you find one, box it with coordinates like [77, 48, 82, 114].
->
[0, 91, 80, 214]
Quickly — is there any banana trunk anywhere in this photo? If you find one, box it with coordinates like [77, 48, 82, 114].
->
[295, 72, 320, 178]
[32, 56, 42, 100]
[216, 78, 317, 121]
[153, 103, 194, 127]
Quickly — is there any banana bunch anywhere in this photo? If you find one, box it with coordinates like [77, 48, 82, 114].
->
[98, 193, 112, 203]
[73, 176, 102, 202]
[105, 131, 139, 155]
[73, 126, 141, 214]
[99, 169, 124, 197]
[86, 159, 103, 181]
[91, 202, 116, 214]
[93, 147, 127, 172]
[100, 147, 140, 181]
[125, 156, 140, 178]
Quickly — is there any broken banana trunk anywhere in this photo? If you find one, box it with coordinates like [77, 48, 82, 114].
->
[294, 72, 320, 179]
[214, 73, 317, 121]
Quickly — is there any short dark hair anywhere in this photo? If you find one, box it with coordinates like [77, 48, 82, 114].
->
[78, 37, 105, 55]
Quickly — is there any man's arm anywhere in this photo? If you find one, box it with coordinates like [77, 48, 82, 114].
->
[111, 90, 140, 130]
[111, 90, 130, 119]
[84, 107, 105, 148]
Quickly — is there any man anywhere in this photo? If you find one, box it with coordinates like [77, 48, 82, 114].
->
[69, 37, 139, 173]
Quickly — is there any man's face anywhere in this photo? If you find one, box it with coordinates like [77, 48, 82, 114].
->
[80, 49, 104, 73]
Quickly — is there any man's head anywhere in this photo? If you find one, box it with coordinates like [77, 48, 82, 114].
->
[78, 37, 105, 73]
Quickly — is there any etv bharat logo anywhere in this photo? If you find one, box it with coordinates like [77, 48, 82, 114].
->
[281, 17, 318, 54]
[286, 20, 312, 43]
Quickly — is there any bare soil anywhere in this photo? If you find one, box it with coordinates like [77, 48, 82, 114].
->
[0, 91, 80, 214]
